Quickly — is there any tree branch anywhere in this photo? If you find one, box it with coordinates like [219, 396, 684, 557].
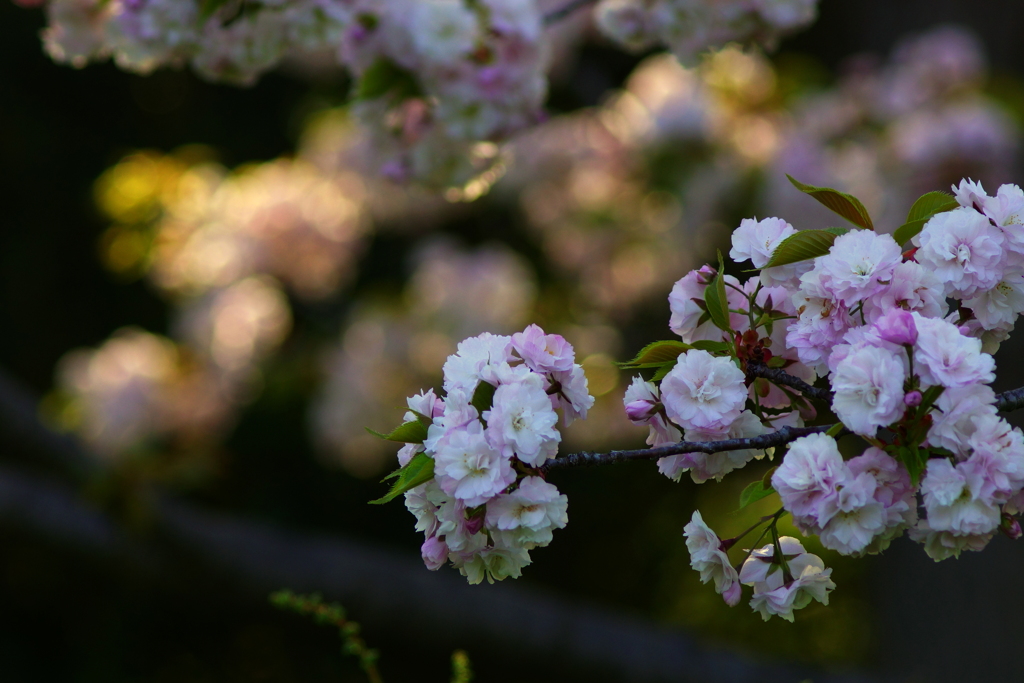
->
[996, 386, 1024, 413]
[541, 425, 833, 472]
[745, 363, 833, 403]
[544, 385, 1024, 472]
[542, 0, 597, 26]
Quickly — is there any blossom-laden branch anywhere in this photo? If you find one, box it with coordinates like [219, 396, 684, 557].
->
[542, 385, 1024, 473]
[540, 425, 832, 472]
[744, 363, 833, 403]
[542, 0, 598, 25]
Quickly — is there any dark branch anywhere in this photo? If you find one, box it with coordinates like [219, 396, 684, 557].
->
[542, 0, 597, 26]
[545, 384, 1024, 472]
[541, 425, 833, 472]
[996, 386, 1024, 413]
[745, 363, 833, 403]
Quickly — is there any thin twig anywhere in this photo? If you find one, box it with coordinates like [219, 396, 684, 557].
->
[745, 363, 833, 403]
[542, 0, 598, 26]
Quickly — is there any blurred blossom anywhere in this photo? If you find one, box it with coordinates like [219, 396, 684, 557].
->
[766, 25, 1020, 228]
[55, 328, 232, 458]
[311, 308, 427, 477]
[407, 240, 537, 339]
[313, 241, 538, 476]
[152, 158, 369, 300]
[173, 276, 292, 379]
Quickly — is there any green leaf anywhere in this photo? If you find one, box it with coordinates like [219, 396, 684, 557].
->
[739, 478, 776, 510]
[369, 452, 435, 505]
[763, 228, 846, 268]
[354, 57, 420, 100]
[471, 380, 497, 416]
[651, 360, 678, 382]
[893, 191, 959, 246]
[365, 418, 429, 444]
[703, 251, 732, 333]
[689, 340, 731, 353]
[892, 219, 928, 248]
[617, 340, 692, 368]
[897, 446, 927, 487]
[787, 175, 874, 230]
[907, 190, 959, 223]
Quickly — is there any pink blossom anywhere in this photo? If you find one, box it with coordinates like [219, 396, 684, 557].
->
[912, 314, 995, 388]
[511, 324, 576, 373]
[484, 373, 561, 466]
[660, 350, 747, 431]
[863, 260, 945, 322]
[927, 383, 998, 455]
[684, 511, 741, 605]
[913, 207, 1006, 299]
[421, 535, 449, 570]
[771, 433, 846, 528]
[730, 216, 796, 269]
[659, 411, 768, 484]
[433, 422, 516, 507]
[874, 307, 918, 346]
[548, 365, 594, 426]
[920, 457, 1001, 536]
[668, 270, 719, 343]
[830, 344, 907, 436]
[810, 230, 902, 305]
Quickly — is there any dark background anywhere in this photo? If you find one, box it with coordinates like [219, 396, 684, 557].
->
[3, 2, 1024, 682]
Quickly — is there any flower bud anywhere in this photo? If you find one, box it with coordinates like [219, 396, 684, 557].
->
[695, 265, 717, 285]
[625, 399, 658, 424]
[421, 536, 449, 570]
[1000, 514, 1022, 540]
[464, 513, 485, 536]
[904, 390, 923, 407]
[875, 308, 918, 346]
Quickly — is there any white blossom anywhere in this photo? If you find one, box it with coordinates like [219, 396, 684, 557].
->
[683, 511, 741, 606]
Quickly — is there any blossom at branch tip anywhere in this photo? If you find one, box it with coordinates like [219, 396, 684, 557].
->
[683, 511, 741, 606]
[740, 537, 835, 622]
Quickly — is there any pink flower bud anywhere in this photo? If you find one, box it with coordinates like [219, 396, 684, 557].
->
[464, 513, 485, 536]
[722, 581, 742, 607]
[904, 390, 923, 407]
[696, 265, 717, 285]
[958, 325, 972, 336]
[1000, 515, 1022, 540]
[625, 399, 657, 424]
[421, 536, 448, 571]
[875, 308, 918, 346]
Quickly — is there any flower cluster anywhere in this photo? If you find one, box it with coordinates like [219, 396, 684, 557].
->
[20, 0, 825, 186]
[394, 325, 593, 583]
[684, 512, 835, 621]
[27, 0, 547, 186]
[622, 253, 811, 485]
[624, 175, 1024, 619]
[595, 0, 818, 64]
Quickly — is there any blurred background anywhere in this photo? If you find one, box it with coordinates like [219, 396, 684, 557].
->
[5, 1, 1024, 681]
